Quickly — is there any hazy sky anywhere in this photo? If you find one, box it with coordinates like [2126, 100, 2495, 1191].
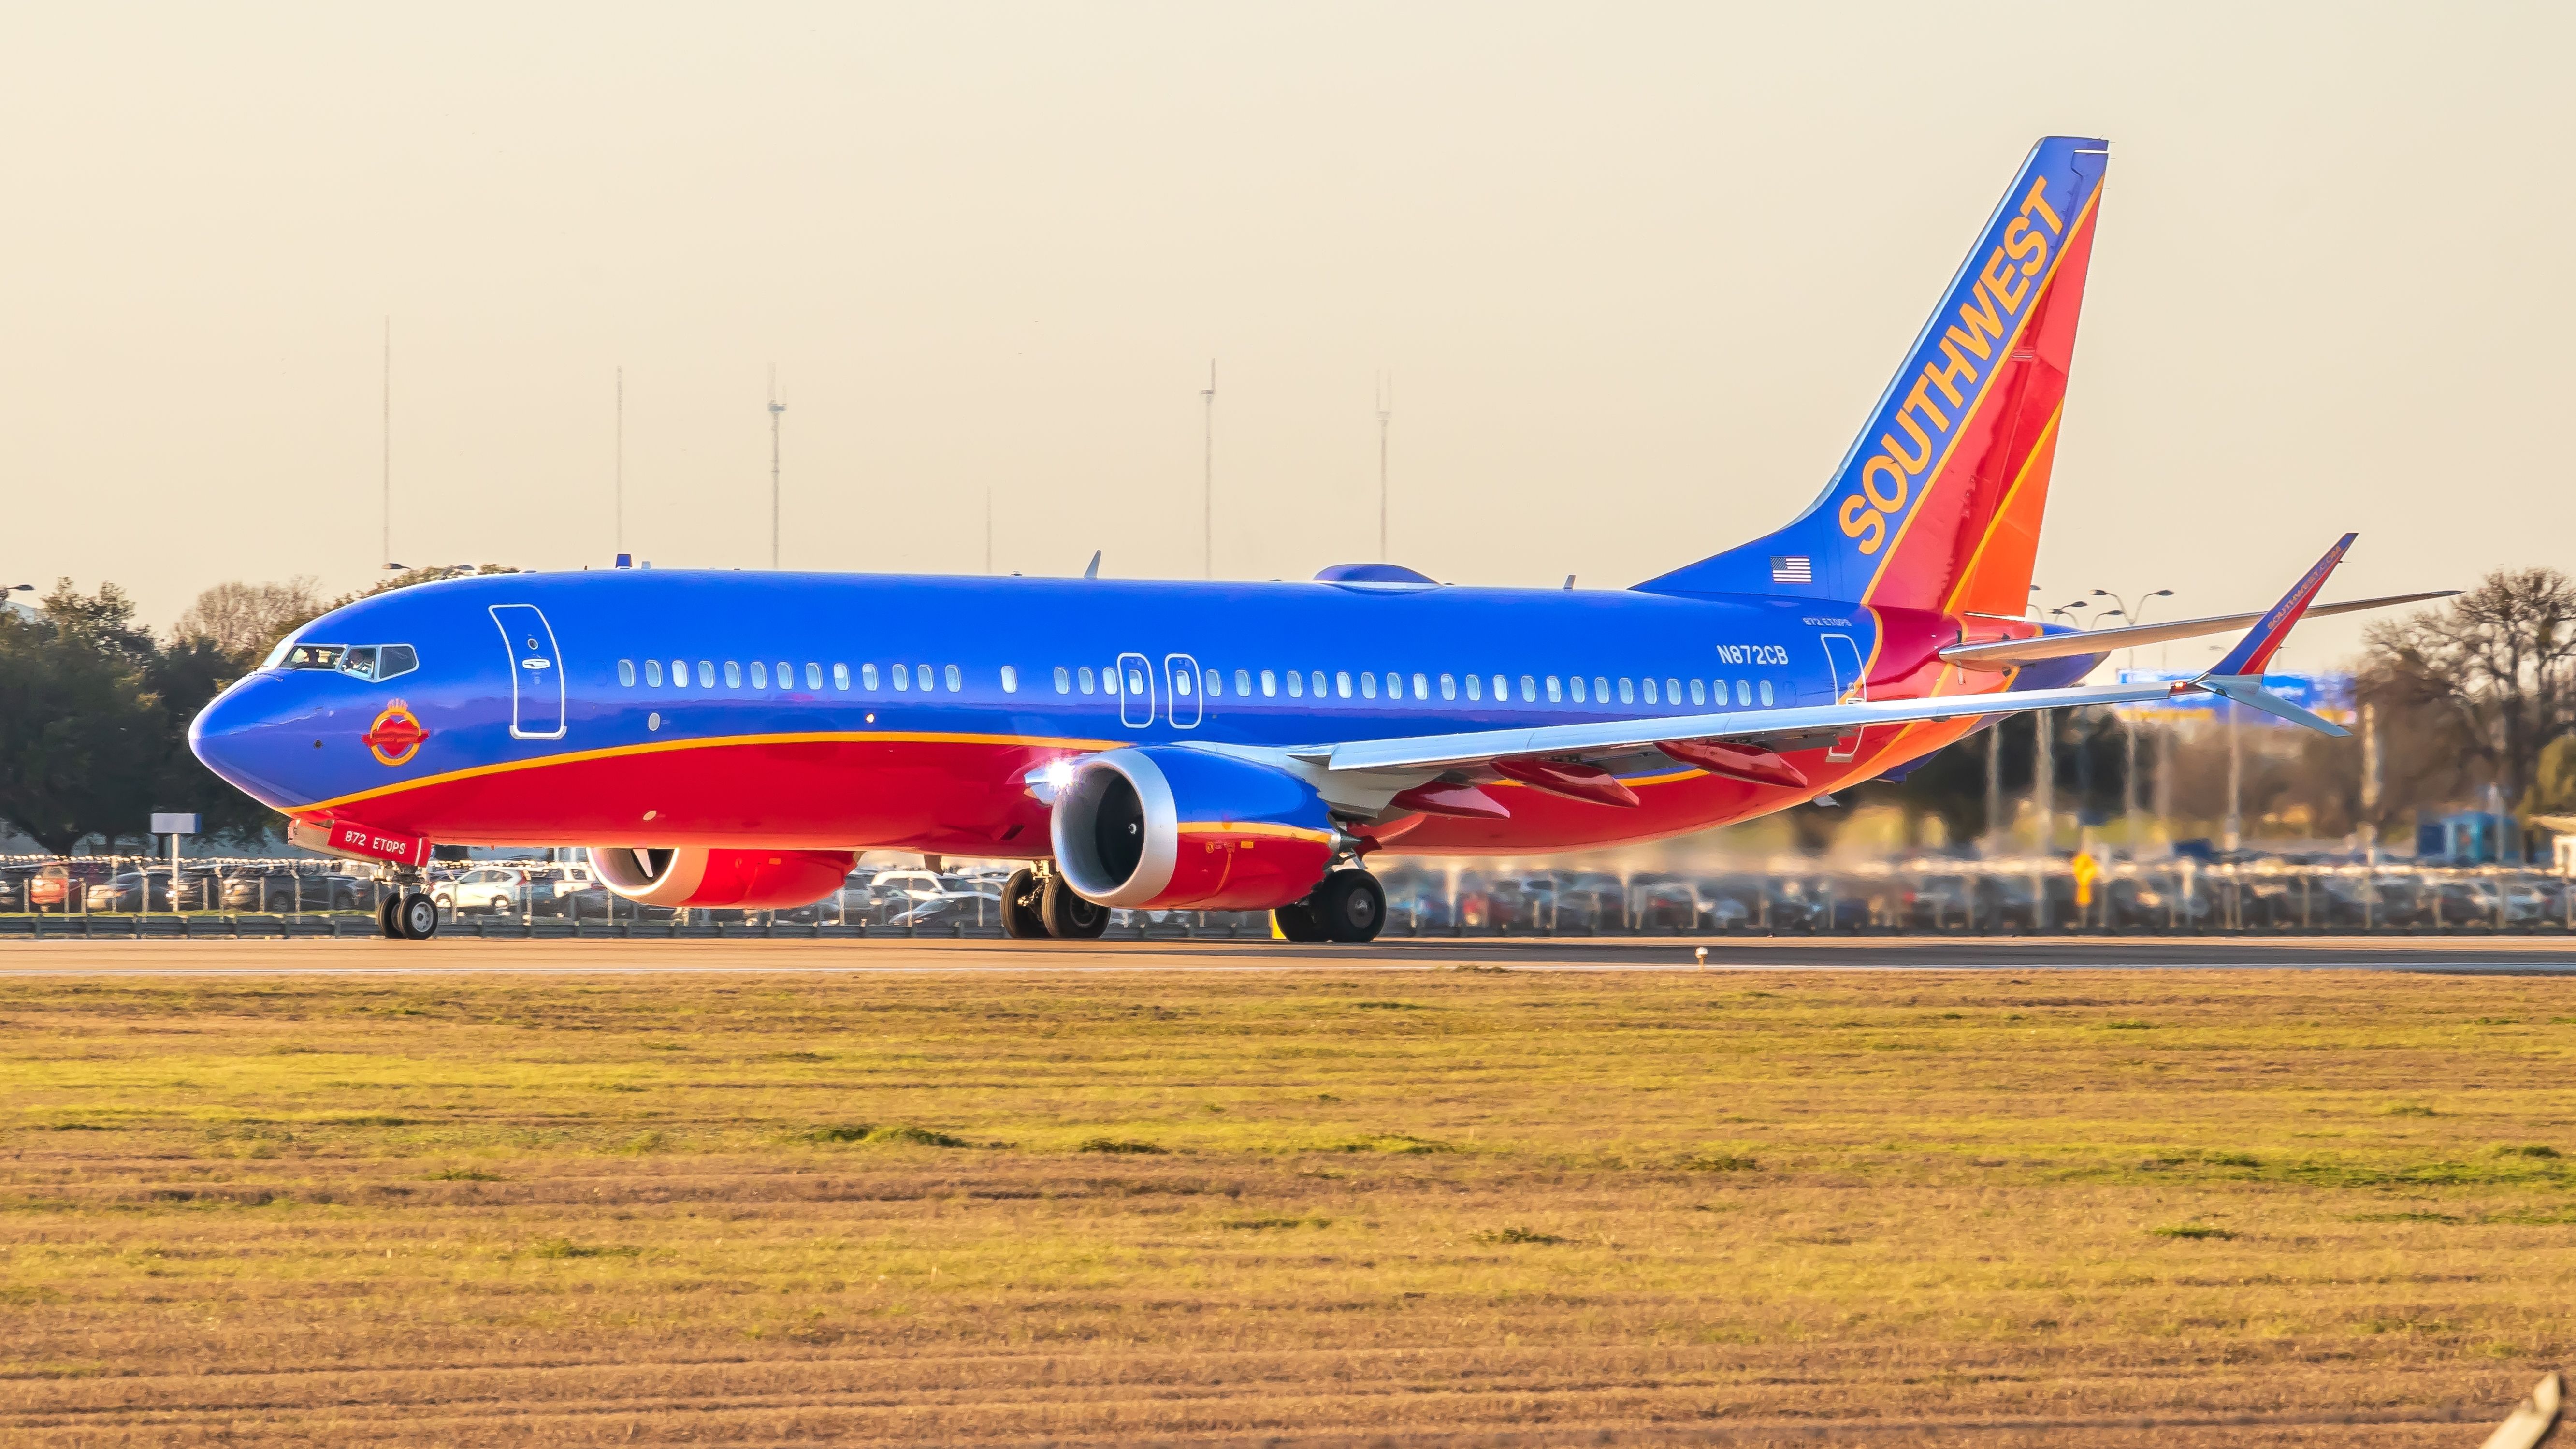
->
[4, 4, 2567, 671]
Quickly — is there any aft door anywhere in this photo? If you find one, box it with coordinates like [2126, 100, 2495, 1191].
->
[1821, 633, 1865, 762]
[1164, 653, 1202, 729]
[1113, 652, 1157, 729]
[490, 604, 566, 740]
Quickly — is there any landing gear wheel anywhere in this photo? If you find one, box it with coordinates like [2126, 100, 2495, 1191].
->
[1040, 873, 1110, 940]
[376, 893, 403, 939]
[1313, 869, 1387, 943]
[1000, 868, 1048, 939]
[1272, 899, 1329, 942]
[395, 892, 440, 941]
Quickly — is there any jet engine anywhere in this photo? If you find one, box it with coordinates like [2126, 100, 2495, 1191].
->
[1051, 747, 1339, 911]
[589, 846, 857, 910]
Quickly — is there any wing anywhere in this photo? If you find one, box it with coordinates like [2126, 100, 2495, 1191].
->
[1295, 680, 2175, 774]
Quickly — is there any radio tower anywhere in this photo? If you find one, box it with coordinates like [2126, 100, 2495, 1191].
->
[767, 365, 785, 568]
[1201, 360, 1216, 578]
[1375, 373, 1392, 561]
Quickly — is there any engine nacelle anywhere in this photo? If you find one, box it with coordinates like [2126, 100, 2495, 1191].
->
[1051, 747, 1339, 911]
[589, 846, 856, 909]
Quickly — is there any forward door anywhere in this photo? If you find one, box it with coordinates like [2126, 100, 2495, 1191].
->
[490, 604, 566, 740]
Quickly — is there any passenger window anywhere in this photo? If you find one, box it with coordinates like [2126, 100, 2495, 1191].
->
[1546, 676, 1562, 702]
[1125, 666, 1144, 695]
[725, 661, 743, 688]
[1001, 665, 1018, 694]
[1175, 670, 1194, 697]
[833, 663, 850, 691]
[1235, 669, 1251, 696]
[1570, 676, 1587, 703]
[776, 661, 791, 686]
[1259, 669, 1276, 697]
[1495, 675, 1511, 701]
[1078, 667, 1095, 695]
[1385, 672, 1402, 698]
[1359, 672, 1375, 699]
[945, 665, 962, 692]
[1734, 680, 1748, 705]
[697, 661, 714, 687]
[1465, 674, 1481, 701]
[1760, 679, 1775, 706]
[1518, 675, 1535, 702]
[861, 663, 879, 689]
[1689, 678, 1705, 706]
[750, 662, 768, 688]
[1437, 673, 1453, 700]
[1337, 671, 1354, 699]
[892, 666, 910, 692]
[806, 662, 823, 690]
[618, 659, 636, 687]
[1310, 671, 1325, 697]
[646, 659, 665, 687]
[672, 659, 687, 687]
[1054, 667, 1071, 694]
[1665, 677, 1680, 705]
[1286, 670, 1304, 698]
[1643, 677, 1659, 704]
[1202, 669, 1219, 697]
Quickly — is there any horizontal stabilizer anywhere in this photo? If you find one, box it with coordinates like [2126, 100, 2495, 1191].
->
[1941, 590, 2454, 670]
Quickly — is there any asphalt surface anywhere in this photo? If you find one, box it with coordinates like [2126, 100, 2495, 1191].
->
[2, 934, 2575, 975]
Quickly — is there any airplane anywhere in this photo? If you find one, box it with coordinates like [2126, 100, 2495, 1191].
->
[189, 135, 2446, 942]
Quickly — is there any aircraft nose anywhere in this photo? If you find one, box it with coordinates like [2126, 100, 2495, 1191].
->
[189, 674, 316, 811]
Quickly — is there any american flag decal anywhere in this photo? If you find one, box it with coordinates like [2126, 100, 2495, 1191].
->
[1770, 556, 1812, 584]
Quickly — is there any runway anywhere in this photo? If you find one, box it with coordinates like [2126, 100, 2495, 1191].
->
[2, 933, 2574, 975]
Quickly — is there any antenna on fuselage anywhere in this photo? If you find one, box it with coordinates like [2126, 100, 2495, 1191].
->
[1083, 550, 1101, 580]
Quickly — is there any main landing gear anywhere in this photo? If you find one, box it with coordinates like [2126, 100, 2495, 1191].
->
[1274, 869, 1386, 944]
[1001, 867, 1110, 941]
[999, 863, 1386, 944]
[376, 871, 440, 941]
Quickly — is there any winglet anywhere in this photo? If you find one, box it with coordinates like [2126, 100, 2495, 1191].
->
[2191, 534, 2359, 738]
[2208, 533, 2354, 678]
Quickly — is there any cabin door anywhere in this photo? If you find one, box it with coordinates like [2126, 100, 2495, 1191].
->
[490, 604, 566, 740]
[1821, 633, 1865, 762]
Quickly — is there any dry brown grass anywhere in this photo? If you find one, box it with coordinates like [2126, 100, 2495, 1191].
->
[0, 963, 2569, 1444]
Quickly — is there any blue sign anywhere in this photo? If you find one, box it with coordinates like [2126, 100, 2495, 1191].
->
[2115, 670, 2355, 725]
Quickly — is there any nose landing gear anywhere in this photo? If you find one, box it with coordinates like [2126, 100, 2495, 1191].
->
[376, 870, 441, 941]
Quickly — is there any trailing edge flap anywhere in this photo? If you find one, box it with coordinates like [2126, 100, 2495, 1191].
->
[1295, 681, 2175, 775]
[2196, 674, 2350, 738]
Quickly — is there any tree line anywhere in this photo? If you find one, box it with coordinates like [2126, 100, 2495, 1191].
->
[0, 569, 507, 855]
[0, 566, 2568, 858]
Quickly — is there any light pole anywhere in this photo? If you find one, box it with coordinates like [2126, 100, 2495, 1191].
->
[2088, 587, 2173, 847]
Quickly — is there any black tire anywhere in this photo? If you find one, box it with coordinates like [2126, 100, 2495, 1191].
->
[377, 893, 403, 939]
[1273, 899, 1329, 942]
[1313, 869, 1387, 943]
[1041, 873, 1109, 940]
[1000, 869, 1048, 939]
[396, 892, 440, 940]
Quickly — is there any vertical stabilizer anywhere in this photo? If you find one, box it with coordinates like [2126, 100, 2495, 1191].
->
[1637, 137, 2110, 615]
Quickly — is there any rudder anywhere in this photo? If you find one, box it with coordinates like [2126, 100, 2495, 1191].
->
[1637, 136, 2110, 615]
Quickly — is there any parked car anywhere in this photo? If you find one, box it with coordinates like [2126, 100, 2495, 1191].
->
[434, 866, 535, 917]
[221, 868, 361, 913]
[0, 867, 31, 912]
[28, 861, 114, 913]
[87, 870, 176, 912]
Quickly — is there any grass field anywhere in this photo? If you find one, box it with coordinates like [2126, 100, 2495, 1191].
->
[0, 961, 2569, 1445]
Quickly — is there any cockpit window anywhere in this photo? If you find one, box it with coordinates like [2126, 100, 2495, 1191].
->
[271, 642, 418, 682]
[274, 642, 348, 671]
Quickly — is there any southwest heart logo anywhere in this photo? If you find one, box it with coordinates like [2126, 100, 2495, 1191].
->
[361, 700, 429, 767]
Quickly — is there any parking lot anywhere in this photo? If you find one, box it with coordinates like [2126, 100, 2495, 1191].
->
[3, 852, 2571, 939]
